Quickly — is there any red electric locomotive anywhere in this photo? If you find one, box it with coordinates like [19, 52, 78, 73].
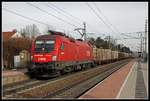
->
[28, 30, 94, 78]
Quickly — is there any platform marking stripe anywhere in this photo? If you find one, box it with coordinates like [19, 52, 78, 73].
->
[116, 62, 137, 99]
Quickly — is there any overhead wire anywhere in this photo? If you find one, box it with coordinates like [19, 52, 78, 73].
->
[26, 2, 78, 28]
[92, 2, 134, 47]
[93, 2, 122, 37]
[87, 2, 133, 49]
[86, 3, 116, 34]
[93, 2, 143, 51]
[3, 3, 133, 50]
[45, 3, 82, 27]
[2, 8, 66, 32]
[48, 3, 84, 23]
[48, 3, 100, 34]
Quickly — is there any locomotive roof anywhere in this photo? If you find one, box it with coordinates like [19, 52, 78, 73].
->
[36, 35, 56, 40]
[35, 34, 92, 47]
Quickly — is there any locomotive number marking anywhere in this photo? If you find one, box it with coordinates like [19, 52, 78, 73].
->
[38, 58, 46, 61]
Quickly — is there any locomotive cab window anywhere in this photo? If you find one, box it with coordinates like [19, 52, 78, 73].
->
[35, 40, 55, 53]
[45, 40, 55, 52]
[61, 43, 64, 51]
[35, 41, 44, 53]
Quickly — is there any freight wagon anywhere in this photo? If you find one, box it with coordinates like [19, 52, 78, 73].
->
[111, 51, 118, 62]
[93, 48, 119, 64]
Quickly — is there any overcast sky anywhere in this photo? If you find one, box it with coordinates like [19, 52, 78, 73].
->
[2, 2, 148, 52]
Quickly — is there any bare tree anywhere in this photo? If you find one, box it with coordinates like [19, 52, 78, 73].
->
[20, 24, 40, 38]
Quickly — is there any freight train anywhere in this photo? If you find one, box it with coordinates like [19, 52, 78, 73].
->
[28, 30, 130, 78]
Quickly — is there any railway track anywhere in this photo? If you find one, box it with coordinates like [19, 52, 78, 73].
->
[3, 59, 132, 99]
[3, 66, 93, 98]
[46, 60, 130, 98]
[3, 79, 46, 97]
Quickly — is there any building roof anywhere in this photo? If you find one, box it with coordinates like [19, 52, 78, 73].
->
[2, 31, 16, 41]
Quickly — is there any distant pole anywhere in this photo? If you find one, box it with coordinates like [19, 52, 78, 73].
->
[115, 39, 117, 51]
[143, 18, 147, 61]
[33, 25, 34, 38]
[145, 18, 147, 53]
[140, 33, 142, 58]
[108, 36, 110, 49]
[83, 22, 86, 40]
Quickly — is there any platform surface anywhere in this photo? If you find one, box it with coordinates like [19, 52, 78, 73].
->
[2, 69, 27, 77]
[79, 59, 148, 99]
[117, 60, 148, 99]
[2, 69, 29, 85]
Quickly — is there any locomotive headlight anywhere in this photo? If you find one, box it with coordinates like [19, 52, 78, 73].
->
[52, 56, 57, 61]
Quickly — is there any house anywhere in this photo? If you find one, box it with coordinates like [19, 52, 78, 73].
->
[2, 29, 23, 69]
[2, 29, 22, 42]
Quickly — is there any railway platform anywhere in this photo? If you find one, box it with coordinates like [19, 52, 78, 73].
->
[2, 69, 27, 77]
[79, 59, 148, 99]
[2, 69, 29, 86]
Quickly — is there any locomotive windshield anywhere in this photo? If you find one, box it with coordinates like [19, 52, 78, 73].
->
[35, 40, 55, 53]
